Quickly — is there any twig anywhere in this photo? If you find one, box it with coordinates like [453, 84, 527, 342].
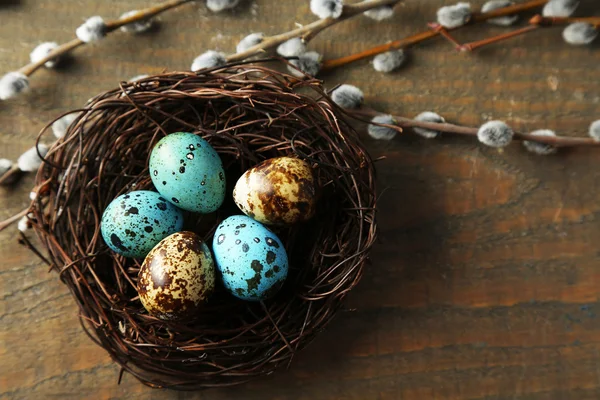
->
[321, 0, 549, 71]
[531, 15, 600, 27]
[225, 0, 401, 62]
[17, 0, 193, 77]
[0, 208, 29, 232]
[353, 108, 600, 147]
[428, 22, 464, 48]
[0, 165, 22, 185]
[459, 24, 540, 51]
[459, 14, 600, 52]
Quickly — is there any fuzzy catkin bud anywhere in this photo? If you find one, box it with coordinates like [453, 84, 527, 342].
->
[0, 72, 29, 100]
[373, 49, 406, 73]
[331, 84, 364, 109]
[589, 120, 600, 141]
[17, 144, 49, 172]
[30, 42, 60, 68]
[120, 10, 154, 33]
[206, 0, 240, 12]
[482, 1, 518, 26]
[287, 51, 322, 77]
[477, 120, 513, 148]
[437, 2, 472, 29]
[76, 16, 107, 43]
[413, 111, 445, 139]
[523, 129, 557, 155]
[52, 113, 79, 139]
[364, 5, 394, 21]
[310, 0, 344, 19]
[562, 23, 598, 45]
[18, 214, 33, 233]
[368, 115, 398, 140]
[0, 159, 12, 178]
[277, 38, 306, 57]
[191, 51, 226, 71]
[542, 0, 579, 17]
[236, 33, 264, 53]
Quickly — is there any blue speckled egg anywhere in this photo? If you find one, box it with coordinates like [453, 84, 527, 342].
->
[101, 190, 184, 258]
[149, 132, 226, 213]
[212, 215, 288, 301]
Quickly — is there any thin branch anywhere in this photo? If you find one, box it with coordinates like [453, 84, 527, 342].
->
[460, 14, 600, 52]
[18, 0, 194, 77]
[0, 165, 22, 185]
[322, 30, 437, 70]
[0, 208, 29, 232]
[225, 0, 402, 62]
[321, 0, 549, 71]
[353, 108, 600, 147]
[531, 15, 600, 27]
[459, 25, 540, 52]
[427, 23, 464, 48]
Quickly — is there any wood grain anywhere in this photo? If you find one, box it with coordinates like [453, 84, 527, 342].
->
[2, 0, 600, 399]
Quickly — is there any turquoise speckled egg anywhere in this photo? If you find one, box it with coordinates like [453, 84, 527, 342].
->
[212, 215, 288, 301]
[149, 132, 226, 213]
[101, 190, 184, 258]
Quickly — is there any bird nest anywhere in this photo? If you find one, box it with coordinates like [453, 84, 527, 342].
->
[27, 63, 377, 389]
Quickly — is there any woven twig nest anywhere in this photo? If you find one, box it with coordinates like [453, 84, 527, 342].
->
[28, 64, 377, 389]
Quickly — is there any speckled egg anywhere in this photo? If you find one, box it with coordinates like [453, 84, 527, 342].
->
[138, 231, 215, 320]
[233, 157, 318, 225]
[101, 191, 184, 258]
[149, 132, 226, 213]
[212, 215, 288, 301]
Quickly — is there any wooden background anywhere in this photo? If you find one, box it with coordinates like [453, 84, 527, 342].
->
[1, 0, 600, 399]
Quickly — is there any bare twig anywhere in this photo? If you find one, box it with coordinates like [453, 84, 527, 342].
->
[459, 14, 600, 51]
[427, 22, 464, 48]
[459, 24, 540, 51]
[531, 15, 600, 28]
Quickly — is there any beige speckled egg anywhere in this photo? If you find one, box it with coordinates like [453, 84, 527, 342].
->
[233, 157, 318, 225]
[137, 231, 215, 320]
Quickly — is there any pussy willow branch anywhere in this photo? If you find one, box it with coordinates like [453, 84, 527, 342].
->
[0, 208, 28, 232]
[16, 0, 402, 76]
[532, 15, 600, 27]
[458, 24, 539, 51]
[225, 0, 401, 62]
[0, 165, 20, 185]
[353, 108, 600, 147]
[18, 0, 194, 77]
[460, 14, 600, 51]
[321, 0, 548, 71]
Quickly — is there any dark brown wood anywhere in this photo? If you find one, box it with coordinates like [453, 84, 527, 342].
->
[1, 0, 600, 398]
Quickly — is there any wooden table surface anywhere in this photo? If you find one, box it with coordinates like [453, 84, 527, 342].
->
[2, 1, 600, 399]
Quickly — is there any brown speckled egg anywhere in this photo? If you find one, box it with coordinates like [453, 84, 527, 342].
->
[233, 157, 318, 225]
[137, 231, 215, 320]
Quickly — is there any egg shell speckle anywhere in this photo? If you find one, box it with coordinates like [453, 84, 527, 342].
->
[138, 231, 216, 320]
[233, 157, 318, 225]
[101, 190, 184, 258]
[212, 215, 288, 301]
[150, 132, 226, 213]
